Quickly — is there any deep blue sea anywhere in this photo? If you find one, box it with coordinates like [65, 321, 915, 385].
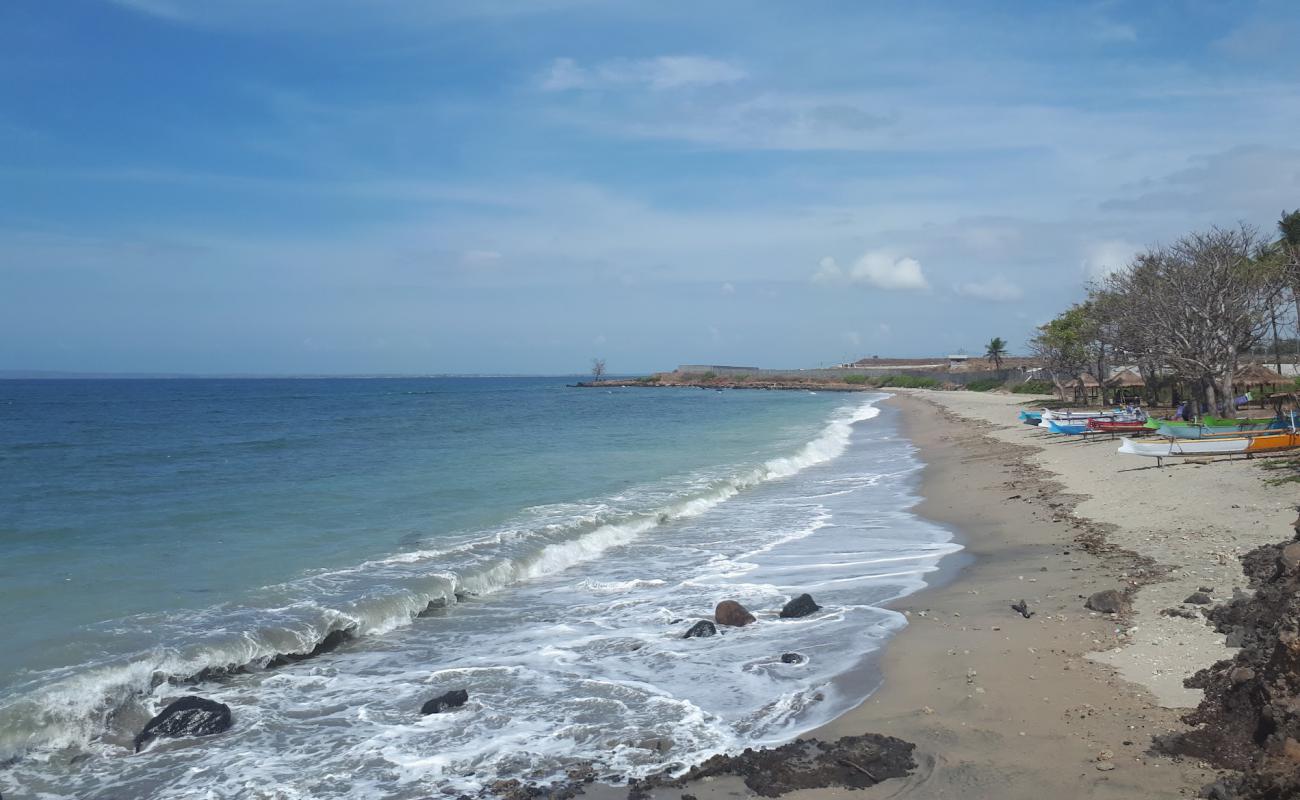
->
[0, 378, 958, 799]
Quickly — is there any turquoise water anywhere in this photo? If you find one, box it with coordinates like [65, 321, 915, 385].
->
[0, 378, 958, 798]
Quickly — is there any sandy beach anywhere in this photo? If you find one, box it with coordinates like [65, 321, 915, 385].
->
[644, 389, 1297, 800]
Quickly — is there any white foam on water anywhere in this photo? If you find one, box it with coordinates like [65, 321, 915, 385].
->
[1, 395, 963, 800]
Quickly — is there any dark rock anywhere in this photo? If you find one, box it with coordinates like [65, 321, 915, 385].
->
[715, 600, 756, 628]
[1161, 607, 1200, 620]
[1161, 530, 1300, 799]
[1084, 589, 1125, 614]
[779, 594, 821, 619]
[1010, 599, 1034, 619]
[133, 696, 232, 752]
[780, 653, 806, 664]
[1199, 586, 1216, 594]
[637, 736, 674, 754]
[1184, 592, 1213, 605]
[420, 689, 469, 715]
[636, 733, 915, 797]
[265, 627, 355, 669]
[683, 620, 717, 639]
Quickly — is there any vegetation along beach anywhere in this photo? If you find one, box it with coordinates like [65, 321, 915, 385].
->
[5, 2, 1300, 799]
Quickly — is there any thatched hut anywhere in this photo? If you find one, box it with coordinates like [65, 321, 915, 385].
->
[1236, 364, 1287, 407]
[1105, 369, 1145, 403]
[1071, 373, 1102, 404]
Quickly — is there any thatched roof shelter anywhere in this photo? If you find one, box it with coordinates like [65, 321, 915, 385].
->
[1105, 369, 1145, 388]
[1071, 374, 1101, 389]
[1236, 364, 1286, 387]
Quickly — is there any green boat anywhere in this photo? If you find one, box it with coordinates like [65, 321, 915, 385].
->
[1202, 415, 1280, 427]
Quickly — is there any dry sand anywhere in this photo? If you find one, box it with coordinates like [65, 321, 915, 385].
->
[638, 390, 1296, 800]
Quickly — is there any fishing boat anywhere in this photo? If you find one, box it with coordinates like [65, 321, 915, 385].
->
[1047, 420, 1091, 435]
[1037, 410, 1126, 429]
[1117, 430, 1300, 466]
[1154, 421, 1285, 439]
[1018, 410, 1043, 425]
[1040, 408, 1121, 422]
[1202, 415, 1282, 428]
[1087, 418, 1151, 434]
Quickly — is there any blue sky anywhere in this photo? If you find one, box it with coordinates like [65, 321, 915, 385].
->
[3, 0, 1299, 374]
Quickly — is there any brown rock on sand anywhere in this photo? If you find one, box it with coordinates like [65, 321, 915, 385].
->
[715, 600, 757, 627]
[1084, 589, 1126, 614]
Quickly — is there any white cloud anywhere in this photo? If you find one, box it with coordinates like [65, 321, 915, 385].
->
[1081, 240, 1138, 280]
[953, 275, 1023, 302]
[720, 281, 735, 295]
[814, 251, 929, 291]
[540, 56, 747, 92]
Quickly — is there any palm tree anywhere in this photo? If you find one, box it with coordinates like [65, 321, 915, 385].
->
[984, 337, 1007, 371]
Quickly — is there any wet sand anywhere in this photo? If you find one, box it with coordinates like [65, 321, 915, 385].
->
[631, 390, 1272, 800]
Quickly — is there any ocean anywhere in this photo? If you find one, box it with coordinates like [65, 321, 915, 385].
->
[0, 377, 959, 799]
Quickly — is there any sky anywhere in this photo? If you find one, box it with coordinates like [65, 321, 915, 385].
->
[2, 0, 1299, 375]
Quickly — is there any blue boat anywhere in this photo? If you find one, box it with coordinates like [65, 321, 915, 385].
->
[1019, 410, 1043, 425]
[1047, 420, 1089, 435]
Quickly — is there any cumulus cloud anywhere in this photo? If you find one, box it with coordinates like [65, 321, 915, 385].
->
[540, 56, 747, 92]
[1081, 240, 1138, 280]
[814, 251, 929, 291]
[952, 275, 1023, 302]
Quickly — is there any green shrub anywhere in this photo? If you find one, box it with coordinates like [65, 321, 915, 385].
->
[842, 374, 869, 385]
[877, 375, 940, 389]
[964, 378, 1004, 392]
[1011, 379, 1055, 394]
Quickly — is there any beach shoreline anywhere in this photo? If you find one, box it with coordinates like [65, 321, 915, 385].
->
[641, 389, 1276, 799]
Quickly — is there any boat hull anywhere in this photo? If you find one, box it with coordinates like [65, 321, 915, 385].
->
[1119, 431, 1300, 459]
[1155, 422, 1285, 439]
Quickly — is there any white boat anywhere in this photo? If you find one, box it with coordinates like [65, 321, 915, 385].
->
[1118, 431, 1300, 466]
[1037, 409, 1134, 429]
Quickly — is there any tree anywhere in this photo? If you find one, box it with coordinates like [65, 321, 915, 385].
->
[984, 337, 1007, 371]
[1100, 226, 1276, 418]
[590, 358, 607, 382]
[1030, 306, 1091, 401]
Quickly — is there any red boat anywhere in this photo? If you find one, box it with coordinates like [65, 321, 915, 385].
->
[1086, 418, 1150, 434]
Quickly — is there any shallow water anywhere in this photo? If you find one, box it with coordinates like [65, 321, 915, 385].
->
[0, 378, 957, 798]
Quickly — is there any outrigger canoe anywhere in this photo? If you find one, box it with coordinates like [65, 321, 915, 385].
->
[1018, 410, 1043, 425]
[1154, 421, 1285, 439]
[1118, 430, 1300, 466]
[1047, 420, 1090, 435]
[1087, 418, 1151, 434]
[1144, 416, 1282, 431]
[1202, 415, 1284, 428]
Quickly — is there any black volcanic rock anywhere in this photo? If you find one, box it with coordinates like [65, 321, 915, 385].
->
[134, 696, 232, 752]
[683, 620, 717, 639]
[779, 594, 821, 619]
[1160, 518, 1300, 798]
[421, 689, 469, 715]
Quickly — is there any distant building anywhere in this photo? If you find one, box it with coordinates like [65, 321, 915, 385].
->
[947, 354, 971, 369]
